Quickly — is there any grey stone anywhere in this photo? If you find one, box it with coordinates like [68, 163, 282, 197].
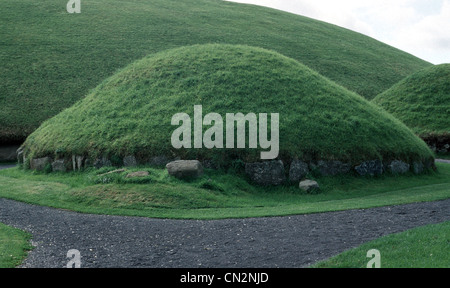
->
[311, 160, 351, 176]
[76, 156, 84, 171]
[245, 160, 286, 186]
[412, 161, 424, 175]
[72, 155, 76, 171]
[299, 180, 320, 193]
[30, 157, 52, 171]
[166, 160, 204, 180]
[355, 160, 383, 176]
[51, 160, 67, 172]
[16, 147, 24, 164]
[94, 157, 112, 169]
[123, 156, 137, 167]
[126, 171, 150, 178]
[389, 160, 410, 174]
[289, 160, 309, 182]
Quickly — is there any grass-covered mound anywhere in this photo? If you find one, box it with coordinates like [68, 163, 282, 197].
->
[21, 44, 433, 167]
[373, 64, 450, 153]
[0, 0, 431, 144]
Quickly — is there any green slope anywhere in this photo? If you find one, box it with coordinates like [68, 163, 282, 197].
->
[0, 0, 431, 144]
[373, 64, 450, 137]
[22, 44, 433, 165]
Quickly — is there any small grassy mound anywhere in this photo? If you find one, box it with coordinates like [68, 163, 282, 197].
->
[373, 64, 450, 137]
[22, 44, 432, 166]
[373, 64, 450, 154]
[0, 0, 431, 144]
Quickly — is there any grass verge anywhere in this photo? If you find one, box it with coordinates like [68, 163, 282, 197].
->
[312, 221, 450, 268]
[0, 223, 32, 268]
[0, 163, 449, 220]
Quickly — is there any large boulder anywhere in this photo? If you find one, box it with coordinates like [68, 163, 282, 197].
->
[30, 157, 52, 171]
[310, 160, 351, 176]
[289, 160, 309, 182]
[52, 159, 68, 172]
[388, 160, 410, 174]
[245, 160, 286, 186]
[166, 160, 204, 180]
[412, 161, 424, 175]
[355, 160, 383, 176]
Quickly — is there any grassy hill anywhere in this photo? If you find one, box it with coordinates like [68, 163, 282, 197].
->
[22, 44, 433, 166]
[373, 64, 450, 153]
[0, 0, 431, 144]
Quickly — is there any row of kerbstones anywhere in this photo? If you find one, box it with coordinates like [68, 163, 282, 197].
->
[164, 158, 433, 192]
[244, 159, 434, 185]
[20, 154, 171, 172]
[21, 151, 434, 189]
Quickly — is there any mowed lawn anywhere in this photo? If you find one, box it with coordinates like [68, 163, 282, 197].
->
[0, 223, 32, 268]
[313, 221, 450, 268]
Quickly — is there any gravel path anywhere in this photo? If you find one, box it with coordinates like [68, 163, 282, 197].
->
[0, 164, 16, 170]
[0, 163, 449, 268]
[0, 198, 449, 268]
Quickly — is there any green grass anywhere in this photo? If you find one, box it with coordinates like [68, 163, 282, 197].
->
[373, 64, 450, 138]
[0, 163, 449, 220]
[0, 223, 32, 268]
[313, 221, 450, 268]
[0, 0, 431, 144]
[22, 44, 433, 165]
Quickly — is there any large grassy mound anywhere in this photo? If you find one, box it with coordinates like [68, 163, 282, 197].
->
[0, 0, 431, 144]
[22, 44, 433, 166]
[373, 64, 450, 153]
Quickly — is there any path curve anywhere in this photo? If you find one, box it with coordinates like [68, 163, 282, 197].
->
[0, 163, 449, 268]
[0, 198, 449, 268]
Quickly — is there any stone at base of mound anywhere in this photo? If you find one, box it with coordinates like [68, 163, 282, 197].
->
[289, 160, 309, 183]
[310, 160, 352, 176]
[30, 157, 51, 171]
[166, 160, 204, 180]
[388, 160, 410, 174]
[299, 180, 320, 193]
[52, 159, 68, 172]
[245, 160, 286, 186]
[355, 160, 383, 176]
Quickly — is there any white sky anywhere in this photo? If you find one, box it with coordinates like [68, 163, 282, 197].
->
[226, 0, 450, 64]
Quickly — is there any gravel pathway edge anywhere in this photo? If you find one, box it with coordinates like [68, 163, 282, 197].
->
[0, 198, 449, 268]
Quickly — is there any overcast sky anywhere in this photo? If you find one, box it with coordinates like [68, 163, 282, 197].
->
[226, 0, 450, 64]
